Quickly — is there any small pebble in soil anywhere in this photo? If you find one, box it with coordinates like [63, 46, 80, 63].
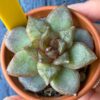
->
[73, 93, 77, 96]
[37, 86, 62, 97]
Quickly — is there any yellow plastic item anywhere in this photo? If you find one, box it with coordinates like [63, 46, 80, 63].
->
[0, 0, 27, 30]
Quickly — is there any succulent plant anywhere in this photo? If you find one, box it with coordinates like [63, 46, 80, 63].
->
[74, 28, 94, 50]
[5, 6, 97, 96]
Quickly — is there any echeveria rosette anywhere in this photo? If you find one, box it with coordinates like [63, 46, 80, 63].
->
[6, 6, 97, 96]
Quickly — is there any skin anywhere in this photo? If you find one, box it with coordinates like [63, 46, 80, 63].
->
[4, 0, 100, 100]
[68, 0, 100, 21]
[3, 96, 24, 100]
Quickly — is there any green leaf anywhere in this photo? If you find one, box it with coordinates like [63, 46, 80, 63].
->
[50, 68, 80, 95]
[46, 6, 73, 32]
[58, 39, 67, 54]
[7, 50, 37, 77]
[5, 27, 31, 53]
[24, 45, 38, 61]
[74, 28, 94, 50]
[19, 74, 46, 92]
[37, 62, 60, 85]
[59, 26, 75, 48]
[46, 49, 59, 60]
[26, 17, 48, 48]
[39, 27, 52, 51]
[53, 52, 69, 65]
[38, 50, 53, 63]
[64, 42, 97, 69]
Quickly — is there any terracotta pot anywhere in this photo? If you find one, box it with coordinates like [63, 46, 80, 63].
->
[1, 6, 100, 100]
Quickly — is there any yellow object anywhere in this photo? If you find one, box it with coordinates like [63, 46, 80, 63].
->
[0, 0, 27, 30]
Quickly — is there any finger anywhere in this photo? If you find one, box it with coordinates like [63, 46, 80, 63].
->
[68, 0, 100, 21]
[3, 95, 24, 100]
[78, 90, 94, 100]
[90, 92, 100, 100]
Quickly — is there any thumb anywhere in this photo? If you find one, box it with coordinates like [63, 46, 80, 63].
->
[3, 96, 24, 100]
[68, 0, 100, 21]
